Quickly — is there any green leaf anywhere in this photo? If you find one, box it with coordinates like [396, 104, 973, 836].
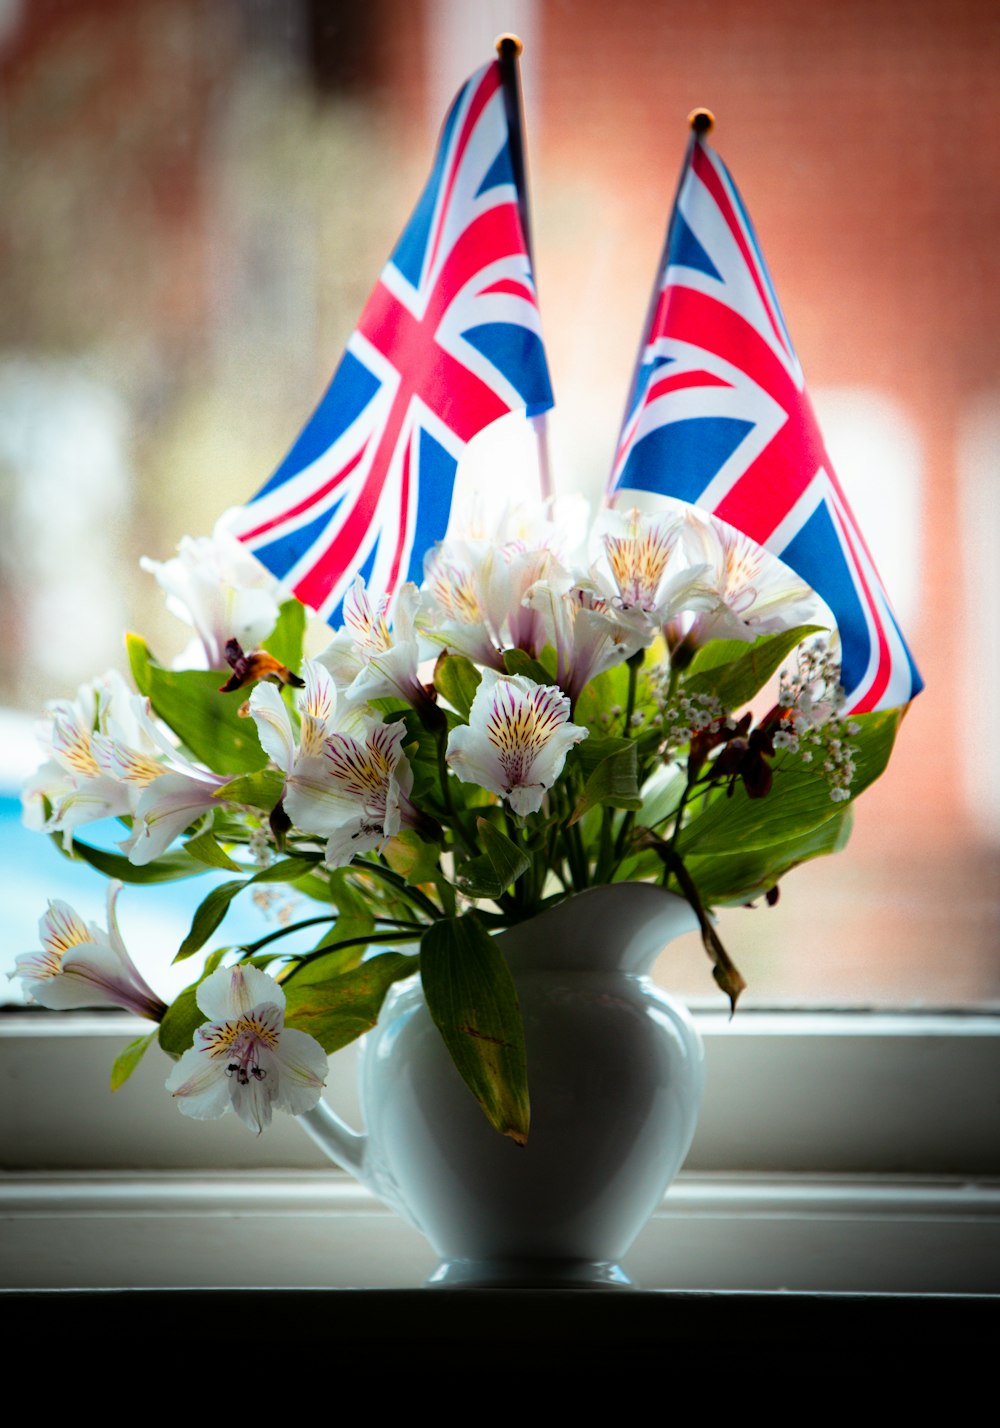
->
[158, 986, 204, 1057]
[174, 879, 246, 962]
[502, 648, 557, 686]
[569, 734, 634, 781]
[110, 1031, 157, 1091]
[678, 708, 900, 855]
[572, 661, 632, 732]
[296, 939, 367, 980]
[127, 636, 268, 775]
[420, 915, 530, 1144]
[478, 818, 531, 887]
[683, 626, 825, 710]
[262, 598, 307, 672]
[458, 818, 531, 899]
[184, 829, 245, 872]
[127, 631, 153, 696]
[54, 836, 207, 885]
[434, 653, 482, 720]
[683, 807, 852, 902]
[284, 952, 418, 1053]
[383, 828, 441, 885]
[250, 854, 322, 883]
[570, 742, 642, 824]
[637, 762, 688, 830]
[214, 770, 286, 810]
[291, 871, 337, 904]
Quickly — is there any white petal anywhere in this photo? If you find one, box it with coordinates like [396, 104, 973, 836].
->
[166, 1047, 233, 1121]
[121, 772, 221, 865]
[323, 821, 385, 869]
[273, 1028, 328, 1115]
[196, 964, 286, 1022]
[249, 683, 296, 773]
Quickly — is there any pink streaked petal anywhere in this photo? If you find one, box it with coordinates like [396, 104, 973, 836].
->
[196, 965, 285, 1023]
[274, 1028, 329, 1115]
[166, 1046, 234, 1120]
[39, 900, 92, 958]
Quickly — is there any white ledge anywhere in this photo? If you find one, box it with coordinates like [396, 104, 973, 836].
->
[2, 1170, 998, 1294]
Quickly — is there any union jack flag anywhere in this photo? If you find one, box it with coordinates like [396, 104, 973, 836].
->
[610, 134, 922, 713]
[231, 61, 553, 627]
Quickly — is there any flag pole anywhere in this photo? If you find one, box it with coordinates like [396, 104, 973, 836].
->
[496, 32, 553, 502]
[607, 107, 715, 508]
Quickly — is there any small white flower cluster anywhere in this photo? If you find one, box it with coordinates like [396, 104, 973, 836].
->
[651, 681, 726, 760]
[777, 643, 861, 802]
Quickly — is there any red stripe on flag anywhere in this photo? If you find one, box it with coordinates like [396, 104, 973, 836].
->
[661, 287, 822, 541]
[386, 430, 413, 598]
[291, 387, 411, 610]
[646, 367, 732, 403]
[478, 276, 534, 301]
[427, 63, 501, 278]
[238, 444, 367, 544]
[613, 368, 733, 469]
[691, 143, 791, 363]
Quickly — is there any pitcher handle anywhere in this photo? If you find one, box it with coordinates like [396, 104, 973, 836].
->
[299, 1100, 425, 1232]
[300, 1101, 367, 1181]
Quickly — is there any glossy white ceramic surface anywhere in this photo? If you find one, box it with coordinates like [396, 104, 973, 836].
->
[301, 883, 705, 1287]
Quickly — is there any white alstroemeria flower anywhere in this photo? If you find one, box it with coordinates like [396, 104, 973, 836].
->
[22, 672, 178, 848]
[523, 572, 639, 703]
[165, 964, 327, 1134]
[446, 670, 588, 816]
[598, 506, 715, 642]
[22, 671, 134, 832]
[249, 661, 416, 866]
[319, 720, 417, 868]
[421, 538, 508, 669]
[140, 518, 282, 670]
[679, 513, 820, 647]
[118, 767, 231, 865]
[63, 690, 230, 866]
[420, 498, 587, 668]
[318, 579, 430, 711]
[14, 884, 167, 1020]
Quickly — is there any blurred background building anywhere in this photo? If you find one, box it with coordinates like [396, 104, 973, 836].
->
[1, 0, 997, 1003]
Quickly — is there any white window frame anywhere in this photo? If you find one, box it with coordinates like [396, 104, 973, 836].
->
[3, 1008, 998, 1293]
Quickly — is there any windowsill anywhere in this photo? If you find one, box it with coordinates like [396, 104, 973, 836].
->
[3, 1008, 999, 1295]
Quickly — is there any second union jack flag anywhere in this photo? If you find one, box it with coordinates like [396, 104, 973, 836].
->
[610, 133, 922, 714]
[232, 61, 553, 626]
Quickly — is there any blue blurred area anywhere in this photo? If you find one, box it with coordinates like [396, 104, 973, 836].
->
[0, 793, 321, 1006]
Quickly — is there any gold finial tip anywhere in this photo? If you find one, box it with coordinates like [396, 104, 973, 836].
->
[495, 33, 524, 56]
[688, 107, 715, 135]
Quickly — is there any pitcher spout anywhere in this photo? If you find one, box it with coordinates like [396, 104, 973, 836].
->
[497, 882, 700, 976]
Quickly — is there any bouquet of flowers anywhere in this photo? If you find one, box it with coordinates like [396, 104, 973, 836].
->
[16, 498, 900, 1144]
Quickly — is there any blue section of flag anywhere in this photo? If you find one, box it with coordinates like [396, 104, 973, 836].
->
[625, 355, 673, 423]
[478, 142, 515, 197]
[782, 502, 869, 697]
[618, 417, 755, 504]
[390, 88, 465, 289]
[253, 498, 343, 580]
[461, 323, 554, 414]
[669, 211, 722, 282]
[409, 432, 458, 583]
[256, 353, 380, 499]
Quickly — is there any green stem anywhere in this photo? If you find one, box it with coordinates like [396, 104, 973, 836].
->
[293, 929, 421, 964]
[436, 728, 478, 858]
[240, 914, 426, 957]
[623, 653, 641, 732]
[353, 859, 442, 920]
